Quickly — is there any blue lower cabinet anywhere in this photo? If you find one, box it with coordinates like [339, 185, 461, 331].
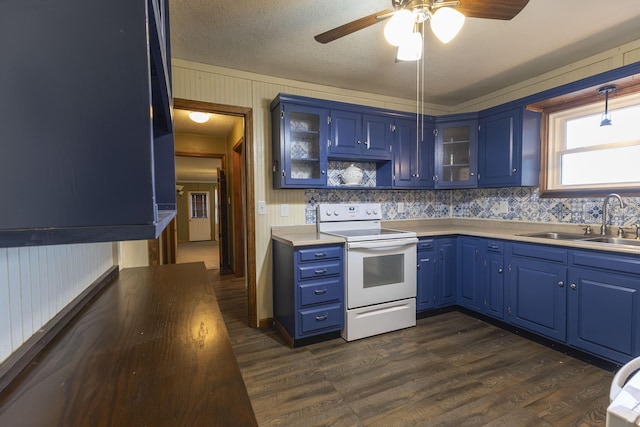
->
[417, 237, 457, 313]
[457, 237, 484, 311]
[509, 255, 567, 341]
[568, 251, 640, 364]
[273, 240, 344, 346]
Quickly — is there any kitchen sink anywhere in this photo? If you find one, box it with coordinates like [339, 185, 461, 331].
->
[582, 237, 640, 247]
[518, 232, 590, 240]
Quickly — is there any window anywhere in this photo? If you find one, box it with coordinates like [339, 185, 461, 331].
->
[190, 192, 209, 218]
[543, 90, 640, 195]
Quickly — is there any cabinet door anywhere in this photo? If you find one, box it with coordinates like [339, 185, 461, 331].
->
[362, 114, 392, 159]
[393, 118, 433, 188]
[437, 238, 457, 306]
[417, 244, 437, 312]
[280, 105, 328, 187]
[457, 238, 484, 310]
[509, 258, 567, 341]
[478, 109, 520, 187]
[329, 110, 362, 157]
[485, 252, 505, 319]
[568, 268, 640, 364]
[434, 120, 477, 188]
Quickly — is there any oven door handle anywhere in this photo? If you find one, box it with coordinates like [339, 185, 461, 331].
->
[348, 237, 418, 250]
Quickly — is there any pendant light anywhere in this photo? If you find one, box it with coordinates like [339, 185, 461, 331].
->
[598, 85, 617, 127]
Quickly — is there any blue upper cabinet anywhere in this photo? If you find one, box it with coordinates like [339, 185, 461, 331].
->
[329, 111, 393, 160]
[477, 108, 541, 188]
[434, 115, 478, 189]
[272, 103, 329, 188]
[393, 117, 434, 188]
[0, 0, 175, 247]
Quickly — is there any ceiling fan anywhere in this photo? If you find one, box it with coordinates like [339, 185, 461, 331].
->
[315, 0, 530, 51]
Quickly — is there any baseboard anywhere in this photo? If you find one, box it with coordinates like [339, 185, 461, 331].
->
[0, 265, 119, 394]
[258, 317, 273, 328]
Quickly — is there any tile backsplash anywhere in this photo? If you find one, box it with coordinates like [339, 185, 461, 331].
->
[305, 187, 640, 229]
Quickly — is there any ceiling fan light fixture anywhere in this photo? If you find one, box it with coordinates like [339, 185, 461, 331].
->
[396, 31, 423, 61]
[430, 7, 465, 44]
[189, 111, 210, 123]
[384, 9, 415, 46]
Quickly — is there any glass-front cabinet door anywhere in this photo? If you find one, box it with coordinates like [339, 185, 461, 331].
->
[274, 104, 329, 188]
[434, 119, 477, 188]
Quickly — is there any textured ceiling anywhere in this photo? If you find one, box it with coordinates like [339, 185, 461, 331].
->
[169, 0, 640, 107]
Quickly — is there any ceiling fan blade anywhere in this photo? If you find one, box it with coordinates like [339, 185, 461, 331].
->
[456, 0, 530, 20]
[314, 9, 394, 44]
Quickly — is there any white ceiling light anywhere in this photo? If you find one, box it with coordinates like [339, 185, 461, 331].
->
[430, 7, 465, 44]
[384, 9, 415, 46]
[396, 31, 423, 61]
[188, 111, 210, 123]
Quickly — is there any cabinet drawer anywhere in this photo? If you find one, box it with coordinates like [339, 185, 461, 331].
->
[299, 303, 343, 334]
[417, 239, 435, 251]
[297, 246, 342, 262]
[299, 278, 342, 307]
[486, 240, 504, 253]
[297, 261, 342, 280]
[512, 243, 567, 263]
[571, 250, 640, 275]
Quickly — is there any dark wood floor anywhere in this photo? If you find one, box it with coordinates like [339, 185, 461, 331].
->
[210, 273, 614, 427]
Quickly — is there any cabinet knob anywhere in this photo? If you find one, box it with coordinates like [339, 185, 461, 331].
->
[498, 268, 503, 274]
[512, 168, 518, 173]
[558, 281, 564, 287]
[357, 140, 362, 144]
[570, 283, 577, 290]
[470, 172, 475, 176]
[321, 170, 326, 175]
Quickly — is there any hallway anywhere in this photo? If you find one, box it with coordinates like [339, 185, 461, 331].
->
[177, 240, 219, 270]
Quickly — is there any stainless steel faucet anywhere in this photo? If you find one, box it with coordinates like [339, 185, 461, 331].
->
[601, 193, 625, 235]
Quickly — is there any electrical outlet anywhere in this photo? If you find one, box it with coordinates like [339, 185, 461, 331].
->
[280, 204, 289, 217]
[499, 201, 509, 214]
[397, 202, 405, 213]
[257, 201, 267, 215]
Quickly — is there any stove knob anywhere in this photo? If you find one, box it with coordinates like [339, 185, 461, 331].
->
[373, 209, 379, 215]
[325, 210, 332, 216]
[366, 209, 372, 215]
[334, 210, 340, 216]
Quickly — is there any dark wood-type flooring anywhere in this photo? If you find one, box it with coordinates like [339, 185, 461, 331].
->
[211, 273, 615, 427]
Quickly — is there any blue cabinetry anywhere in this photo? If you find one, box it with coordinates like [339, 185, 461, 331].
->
[417, 237, 457, 312]
[458, 237, 484, 310]
[477, 108, 541, 187]
[271, 103, 329, 188]
[484, 240, 506, 319]
[329, 112, 393, 160]
[0, 0, 175, 247]
[568, 250, 640, 364]
[273, 241, 345, 346]
[393, 117, 435, 188]
[434, 116, 478, 188]
[508, 244, 568, 342]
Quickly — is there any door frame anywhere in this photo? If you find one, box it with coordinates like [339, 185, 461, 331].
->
[174, 98, 257, 328]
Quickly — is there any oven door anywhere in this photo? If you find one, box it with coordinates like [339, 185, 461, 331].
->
[346, 237, 417, 309]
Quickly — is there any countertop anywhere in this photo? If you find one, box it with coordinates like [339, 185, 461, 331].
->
[0, 263, 258, 427]
[272, 218, 640, 255]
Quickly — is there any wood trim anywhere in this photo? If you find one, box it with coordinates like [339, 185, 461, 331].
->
[173, 98, 258, 328]
[258, 317, 274, 328]
[232, 138, 245, 278]
[0, 265, 119, 394]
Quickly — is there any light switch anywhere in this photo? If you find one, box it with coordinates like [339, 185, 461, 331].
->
[280, 204, 289, 217]
[258, 201, 267, 215]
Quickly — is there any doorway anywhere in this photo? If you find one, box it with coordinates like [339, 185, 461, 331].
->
[187, 191, 212, 241]
[173, 98, 257, 328]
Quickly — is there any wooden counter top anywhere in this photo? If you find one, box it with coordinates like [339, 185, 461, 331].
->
[0, 263, 257, 427]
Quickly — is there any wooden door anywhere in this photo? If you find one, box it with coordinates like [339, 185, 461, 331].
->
[217, 168, 232, 273]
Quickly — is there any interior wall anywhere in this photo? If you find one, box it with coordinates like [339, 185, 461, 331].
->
[176, 182, 217, 242]
[171, 37, 640, 324]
